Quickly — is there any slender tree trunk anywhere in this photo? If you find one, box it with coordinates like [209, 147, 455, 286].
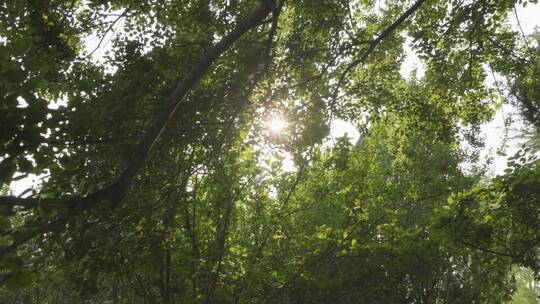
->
[187, 183, 200, 301]
[166, 249, 172, 303]
[111, 280, 118, 304]
[34, 288, 40, 304]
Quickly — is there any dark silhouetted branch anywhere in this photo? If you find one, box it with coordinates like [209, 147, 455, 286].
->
[331, 0, 427, 104]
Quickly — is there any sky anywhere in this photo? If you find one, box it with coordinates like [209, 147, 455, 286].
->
[9, 2, 540, 195]
[481, 3, 540, 175]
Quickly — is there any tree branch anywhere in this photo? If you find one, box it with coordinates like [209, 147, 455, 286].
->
[263, 0, 284, 73]
[0, 196, 69, 208]
[331, 0, 427, 104]
[0, 0, 276, 255]
[85, 7, 131, 59]
[113, 0, 276, 205]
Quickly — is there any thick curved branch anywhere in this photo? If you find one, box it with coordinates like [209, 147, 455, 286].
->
[113, 0, 276, 204]
[0, 0, 275, 209]
[0, 196, 69, 208]
[0, 0, 276, 255]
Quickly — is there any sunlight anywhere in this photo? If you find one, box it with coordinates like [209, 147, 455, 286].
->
[267, 116, 287, 134]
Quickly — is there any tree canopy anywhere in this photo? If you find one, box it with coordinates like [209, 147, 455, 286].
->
[0, 0, 539, 303]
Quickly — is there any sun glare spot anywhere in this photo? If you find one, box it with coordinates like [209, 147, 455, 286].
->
[267, 116, 287, 134]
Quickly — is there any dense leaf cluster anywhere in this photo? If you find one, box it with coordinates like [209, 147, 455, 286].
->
[1, 0, 539, 303]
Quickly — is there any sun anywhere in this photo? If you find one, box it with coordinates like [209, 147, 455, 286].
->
[267, 116, 287, 134]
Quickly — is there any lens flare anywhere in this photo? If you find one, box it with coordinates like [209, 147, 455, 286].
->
[267, 116, 287, 134]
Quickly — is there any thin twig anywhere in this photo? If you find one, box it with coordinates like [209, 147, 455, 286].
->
[514, 5, 531, 51]
[330, 0, 427, 108]
[84, 7, 131, 59]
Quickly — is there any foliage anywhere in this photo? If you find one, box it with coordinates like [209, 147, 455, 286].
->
[510, 267, 540, 304]
[1, 0, 540, 303]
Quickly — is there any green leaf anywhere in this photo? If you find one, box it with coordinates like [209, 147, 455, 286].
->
[0, 235, 13, 247]
[0, 158, 16, 183]
[0, 216, 10, 230]
[5, 272, 32, 290]
[5, 69, 27, 84]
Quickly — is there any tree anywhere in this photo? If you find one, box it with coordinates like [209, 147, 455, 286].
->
[1, 0, 540, 302]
